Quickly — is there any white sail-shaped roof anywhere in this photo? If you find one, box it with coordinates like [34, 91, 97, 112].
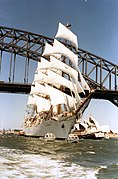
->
[48, 70, 80, 101]
[27, 95, 36, 106]
[89, 116, 100, 131]
[34, 95, 51, 113]
[45, 84, 76, 108]
[52, 39, 78, 70]
[84, 119, 91, 126]
[55, 22, 78, 50]
[79, 123, 88, 130]
[78, 68, 90, 92]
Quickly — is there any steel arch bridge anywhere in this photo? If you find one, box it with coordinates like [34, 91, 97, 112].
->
[0, 26, 118, 107]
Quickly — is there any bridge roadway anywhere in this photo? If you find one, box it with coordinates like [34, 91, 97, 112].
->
[0, 82, 31, 94]
[0, 82, 118, 107]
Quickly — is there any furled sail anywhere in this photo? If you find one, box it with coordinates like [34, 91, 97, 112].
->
[55, 22, 78, 50]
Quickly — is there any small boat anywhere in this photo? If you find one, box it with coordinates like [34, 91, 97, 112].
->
[79, 131, 104, 139]
[19, 130, 25, 136]
[67, 133, 79, 143]
[94, 132, 104, 139]
[104, 133, 109, 139]
[44, 133, 56, 141]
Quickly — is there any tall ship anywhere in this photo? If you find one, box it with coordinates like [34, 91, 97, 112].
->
[23, 22, 91, 139]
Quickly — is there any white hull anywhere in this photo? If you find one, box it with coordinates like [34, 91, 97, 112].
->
[23, 115, 76, 139]
[67, 134, 79, 143]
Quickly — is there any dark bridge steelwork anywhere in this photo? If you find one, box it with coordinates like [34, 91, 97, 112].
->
[0, 26, 118, 106]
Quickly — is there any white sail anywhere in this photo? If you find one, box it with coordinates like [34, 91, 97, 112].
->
[34, 71, 48, 83]
[45, 84, 77, 108]
[37, 58, 50, 71]
[39, 56, 77, 79]
[42, 42, 53, 57]
[42, 42, 61, 59]
[37, 57, 89, 92]
[78, 68, 90, 92]
[50, 56, 78, 80]
[37, 57, 61, 75]
[55, 22, 78, 50]
[39, 56, 84, 94]
[52, 39, 78, 70]
[30, 85, 35, 94]
[47, 70, 81, 101]
[27, 95, 36, 106]
[34, 71, 61, 89]
[50, 56, 85, 94]
[45, 84, 67, 106]
[34, 95, 51, 113]
[30, 82, 48, 97]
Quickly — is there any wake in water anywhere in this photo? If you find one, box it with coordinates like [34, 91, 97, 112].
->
[0, 135, 118, 179]
[0, 147, 98, 179]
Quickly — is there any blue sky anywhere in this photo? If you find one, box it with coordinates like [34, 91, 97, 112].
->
[0, 0, 118, 131]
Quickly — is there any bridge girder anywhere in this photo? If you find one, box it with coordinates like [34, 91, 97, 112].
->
[0, 26, 53, 62]
[77, 48, 118, 90]
[0, 26, 118, 106]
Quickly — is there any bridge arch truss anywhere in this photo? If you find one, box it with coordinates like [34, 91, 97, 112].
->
[0, 26, 118, 106]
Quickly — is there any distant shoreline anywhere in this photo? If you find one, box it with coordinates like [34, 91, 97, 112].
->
[108, 133, 118, 138]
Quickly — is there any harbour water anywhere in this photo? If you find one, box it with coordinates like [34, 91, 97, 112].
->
[0, 134, 118, 179]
